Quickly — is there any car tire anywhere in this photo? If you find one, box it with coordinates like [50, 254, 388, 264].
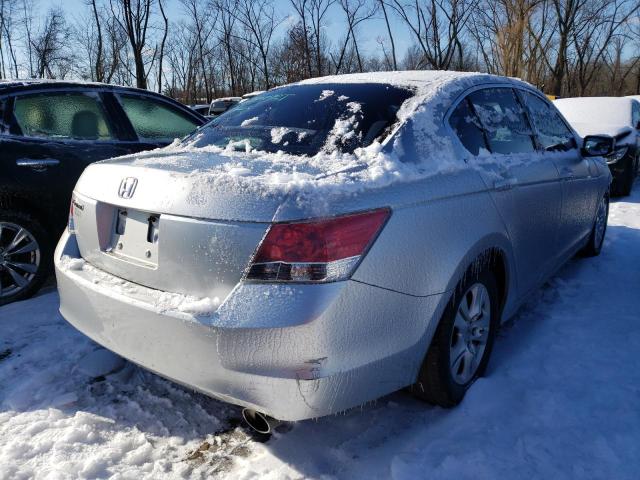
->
[612, 156, 635, 196]
[412, 268, 500, 408]
[580, 193, 609, 258]
[0, 210, 52, 306]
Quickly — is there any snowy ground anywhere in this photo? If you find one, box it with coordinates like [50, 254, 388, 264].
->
[1, 185, 640, 480]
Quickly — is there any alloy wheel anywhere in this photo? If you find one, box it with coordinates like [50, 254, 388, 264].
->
[449, 282, 491, 385]
[0, 222, 41, 299]
[594, 195, 608, 249]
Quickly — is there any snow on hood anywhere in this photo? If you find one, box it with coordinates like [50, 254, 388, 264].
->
[554, 97, 634, 129]
[567, 122, 635, 143]
[92, 71, 532, 204]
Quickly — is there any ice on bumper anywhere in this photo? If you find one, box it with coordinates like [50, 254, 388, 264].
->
[55, 231, 443, 421]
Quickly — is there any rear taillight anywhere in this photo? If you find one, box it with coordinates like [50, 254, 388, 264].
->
[246, 208, 390, 283]
[68, 197, 76, 233]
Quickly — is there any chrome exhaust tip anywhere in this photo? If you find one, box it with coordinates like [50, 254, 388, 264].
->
[241, 408, 281, 435]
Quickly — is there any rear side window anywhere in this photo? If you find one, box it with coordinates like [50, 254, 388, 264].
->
[119, 95, 198, 140]
[448, 98, 489, 156]
[468, 88, 535, 154]
[13, 92, 114, 141]
[521, 91, 576, 152]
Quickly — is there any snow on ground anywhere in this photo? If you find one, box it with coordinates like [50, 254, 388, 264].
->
[2, 185, 640, 479]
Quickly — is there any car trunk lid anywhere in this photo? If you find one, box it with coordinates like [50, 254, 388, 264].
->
[70, 155, 287, 301]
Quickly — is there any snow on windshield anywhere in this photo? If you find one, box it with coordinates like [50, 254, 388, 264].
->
[317, 89, 335, 101]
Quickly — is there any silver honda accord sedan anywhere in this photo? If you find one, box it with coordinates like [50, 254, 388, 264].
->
[55, 71, 613, 424]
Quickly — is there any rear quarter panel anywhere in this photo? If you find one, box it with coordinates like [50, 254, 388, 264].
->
[351, 168, 516, 301]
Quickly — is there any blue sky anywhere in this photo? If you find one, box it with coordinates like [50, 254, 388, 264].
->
[43, 0, 414, 58]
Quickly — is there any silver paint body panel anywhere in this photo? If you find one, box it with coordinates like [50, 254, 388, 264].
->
[55, 73, 611, 420]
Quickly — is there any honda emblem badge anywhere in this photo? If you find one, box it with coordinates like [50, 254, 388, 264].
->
[118, 177, 138, 199]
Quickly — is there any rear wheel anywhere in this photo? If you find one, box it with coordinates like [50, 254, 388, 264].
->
[0, 211, 51, 306]
[580, 193, 609, 258]
[413, 268, 500, 407]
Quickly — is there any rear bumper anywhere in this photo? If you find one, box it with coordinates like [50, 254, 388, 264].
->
[55, 231, 444, 421]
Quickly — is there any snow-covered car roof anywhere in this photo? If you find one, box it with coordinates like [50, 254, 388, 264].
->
[242, 91, 265, 99]
[295, 70, 527, 95]
[0, 78, 141, 93]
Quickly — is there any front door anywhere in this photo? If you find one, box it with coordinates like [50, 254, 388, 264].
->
[520, 91, 598, 258]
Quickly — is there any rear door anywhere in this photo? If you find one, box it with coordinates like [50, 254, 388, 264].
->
[521, 91, 598, 257]
[450, 87, 563, 297]
[114, 93, 203, 152]
[1, 89, 133, 230]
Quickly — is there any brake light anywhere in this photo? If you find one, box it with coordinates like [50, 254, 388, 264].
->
[246, 208, 390, 282]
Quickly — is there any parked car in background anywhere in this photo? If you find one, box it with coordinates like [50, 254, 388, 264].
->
[0, 80, 206, 305]
[56, 71, 613, 430]
[208, 96, 241, 117]
[554, 97, 640, 196]
[189, 104, 211, 116]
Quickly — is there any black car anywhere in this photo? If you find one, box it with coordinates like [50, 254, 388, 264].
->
[554, 96, 640, 196]
[0, 81, 206, 305]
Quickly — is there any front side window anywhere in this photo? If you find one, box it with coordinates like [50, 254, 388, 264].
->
[13, 92, 114, 141]
[119, 95, 199, 140]
[522, 91, 576, 152]
[448, 98, 489, 156]
[187, 83, 414, 156]
[468, 88, 535, 154]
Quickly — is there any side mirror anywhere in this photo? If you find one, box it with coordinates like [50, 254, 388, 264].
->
[582, 135, 614, 157]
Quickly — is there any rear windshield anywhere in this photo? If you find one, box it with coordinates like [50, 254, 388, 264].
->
[186, 83, 414, 156]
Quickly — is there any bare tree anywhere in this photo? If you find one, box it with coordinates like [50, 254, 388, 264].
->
[378, 0, 398, 70]
[334, 0, 377, 73]
[235, 0, 280, 89]
[88, 0, 105, 81]
[32, 8, 74, 78]
[21, 0, 35, 77]
[390, 0, 478, 70]
[290, 0, 313, 77]
[470, 0, 542, 77]
[571, 0, 640, 95]
[157, 0, 168, 92]
[110, 0, 155, 89]
[307, 0, 334, 76]
[212, 0, 240, 95]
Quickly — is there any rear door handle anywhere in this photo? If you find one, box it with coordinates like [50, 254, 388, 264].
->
[16, 158, 60, 171]
[494, 177, 517, 191]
